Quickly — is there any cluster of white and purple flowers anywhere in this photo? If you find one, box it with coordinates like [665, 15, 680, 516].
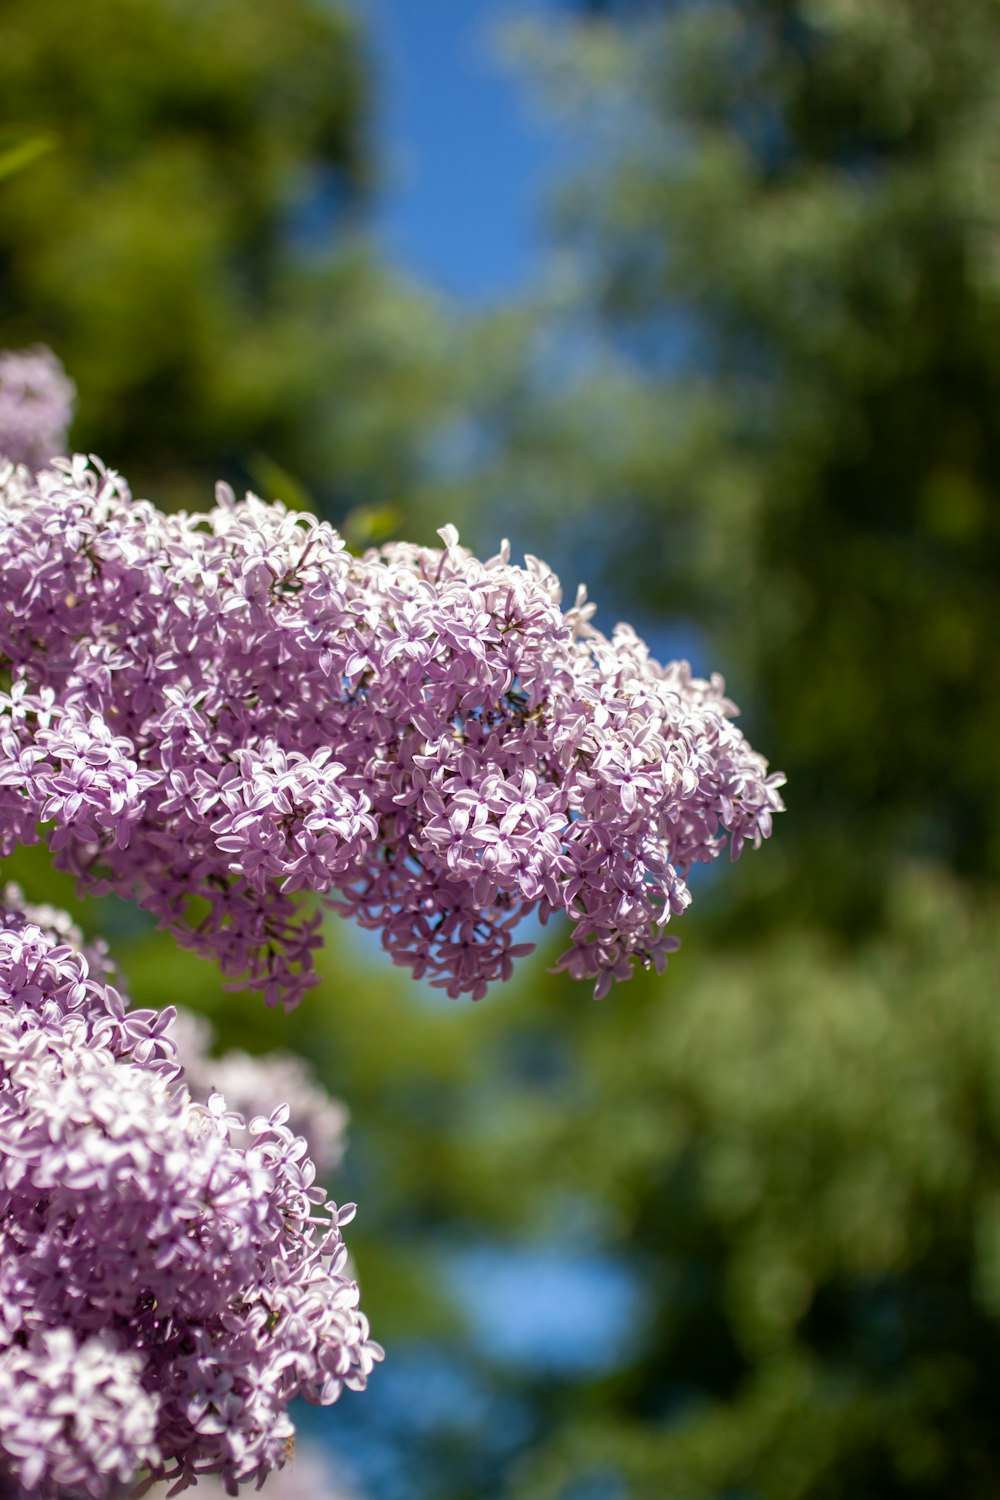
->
[0, 888, 379, 1499]
[0, 453, 782, 1009]
[0, 346, 783, 1495]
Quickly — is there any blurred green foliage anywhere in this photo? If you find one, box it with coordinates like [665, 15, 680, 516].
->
[4, 1, 1000, 1497]
[0, 0, 462, 519]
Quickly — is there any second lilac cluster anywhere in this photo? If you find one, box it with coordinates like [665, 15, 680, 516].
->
[0, 348, 74, 474]
[0, 455, 783, 1007]
[0, 894, 380, 1499]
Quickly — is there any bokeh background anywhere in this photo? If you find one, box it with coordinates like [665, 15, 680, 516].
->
[3, 0, 1000, 1496]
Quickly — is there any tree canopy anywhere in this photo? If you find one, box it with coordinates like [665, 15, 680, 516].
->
[0, 0, 460, 524]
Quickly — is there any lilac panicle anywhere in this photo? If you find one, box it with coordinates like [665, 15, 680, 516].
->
[0, 893, 381, 1499]
[0, 455, 783, 1008]
[0, 349, 74, 473]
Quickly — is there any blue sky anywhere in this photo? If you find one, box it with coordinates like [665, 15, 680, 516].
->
[367, 0, 568, 302]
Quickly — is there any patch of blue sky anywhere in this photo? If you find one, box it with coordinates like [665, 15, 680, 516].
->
[444, 1240, 649, 1374]
[363, 0, 574, 303]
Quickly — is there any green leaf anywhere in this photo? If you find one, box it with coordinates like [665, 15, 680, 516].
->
[0, 133, 57, 183]
[340, 502, 403, 549]
[245, 452, 317, 514]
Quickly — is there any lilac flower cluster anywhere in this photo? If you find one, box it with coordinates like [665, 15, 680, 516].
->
[0, 893, 381, 1499]
[0, 455, 783, 1008]
[0, 348, 74, 473]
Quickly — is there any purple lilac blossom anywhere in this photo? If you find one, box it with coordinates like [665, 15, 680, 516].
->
[0, 898, 349, 1180]
[167, 1009, 348, 1179]
[0, 894, 381, 1499]
[0, 455, 784, 1008]
[132, 1438, 361, 1499]
[0, 349, 74, 472]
